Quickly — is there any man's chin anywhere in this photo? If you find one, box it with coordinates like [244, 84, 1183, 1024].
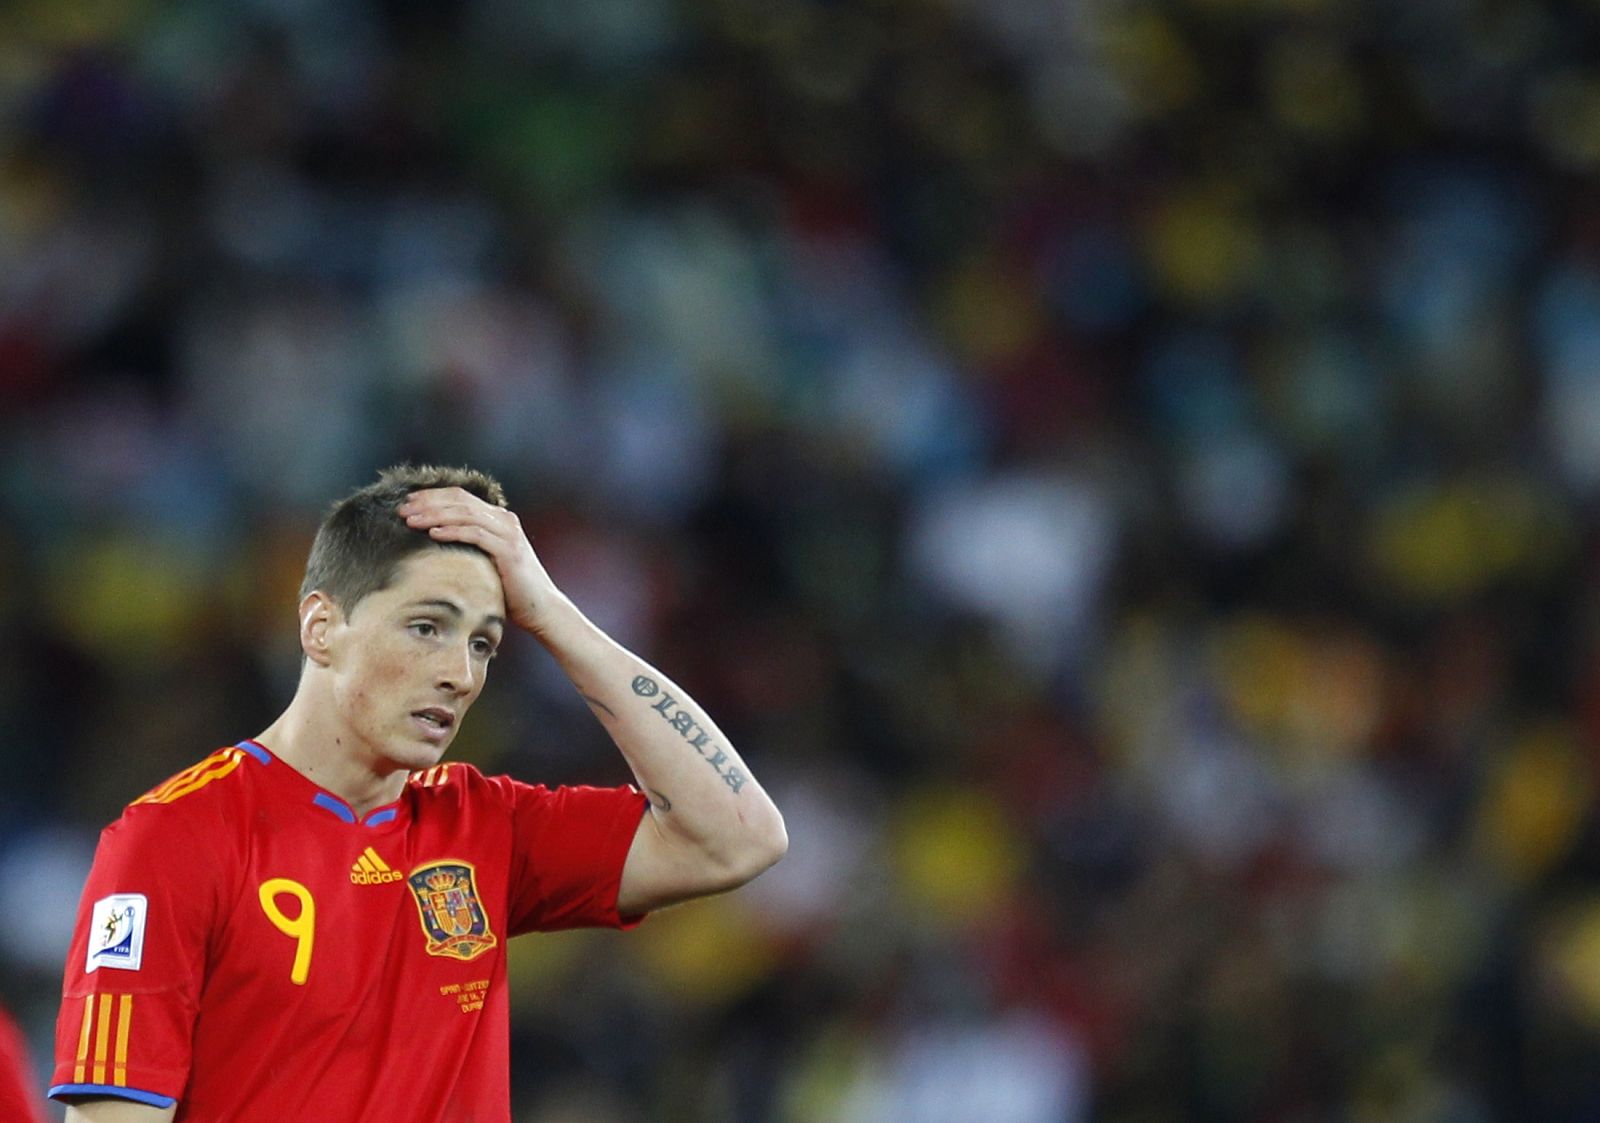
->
[383, 737, 452, 774]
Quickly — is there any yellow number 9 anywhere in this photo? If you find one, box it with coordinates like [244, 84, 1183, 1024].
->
[258, 879, 315, 985]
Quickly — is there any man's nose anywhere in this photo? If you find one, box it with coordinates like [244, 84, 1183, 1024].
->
[435, 644, 477, 695]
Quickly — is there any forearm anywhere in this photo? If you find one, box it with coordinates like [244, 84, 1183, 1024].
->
[533, 594, 786, 882]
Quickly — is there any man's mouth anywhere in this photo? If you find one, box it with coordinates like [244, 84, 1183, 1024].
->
[412, 708, 455, 734]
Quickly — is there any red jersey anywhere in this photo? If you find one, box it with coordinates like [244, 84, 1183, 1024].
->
[0, 1002, 44, 1123]
[51, 740, 648, 1122]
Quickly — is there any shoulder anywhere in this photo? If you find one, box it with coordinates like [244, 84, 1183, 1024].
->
[407, 762, 593, 816]
[407, 760, 495, 799]
[407, 762, 644, 821]
[80, 746, 256, 908]
[108, 742, 262, 842]
[408, 761, 484, 792]
[129, 742, 263, 810]
[407, 761, 509, 812]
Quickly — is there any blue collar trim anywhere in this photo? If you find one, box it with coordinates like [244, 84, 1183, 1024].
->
[312, 791, 357, 823]
[236, 740, 272, 765]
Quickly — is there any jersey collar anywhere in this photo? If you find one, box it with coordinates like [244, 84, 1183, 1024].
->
[238, 740, 409, 829]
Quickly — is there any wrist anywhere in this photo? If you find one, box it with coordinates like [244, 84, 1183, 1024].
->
[518, 589, 584, 644]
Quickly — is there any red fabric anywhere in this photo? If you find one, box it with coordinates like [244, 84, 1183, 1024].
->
[0, 1004, 44, 1123]
[53, 743, 648, 1122]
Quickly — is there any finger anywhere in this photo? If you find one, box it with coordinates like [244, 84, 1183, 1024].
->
[415, 519, 518, 556]
[405, 486, 478, 505]
[399, 492, 494, 521]
[421, 521, 505, 551]
[400, 493, 485, 515]
[402, 501, 511, 531]
[401, 503, 472, 525]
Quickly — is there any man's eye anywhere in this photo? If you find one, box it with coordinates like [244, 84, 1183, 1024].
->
[472, 638, 498, 658]
[411, 622, 438, 637]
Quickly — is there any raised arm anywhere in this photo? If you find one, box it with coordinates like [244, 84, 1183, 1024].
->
[398, 489, 787, 913]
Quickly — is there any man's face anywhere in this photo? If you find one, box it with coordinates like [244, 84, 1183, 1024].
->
[324, 547, 506, 772]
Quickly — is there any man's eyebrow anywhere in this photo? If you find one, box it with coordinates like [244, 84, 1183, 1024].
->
[408, 598, 463, 616]
[407, 600, 506, 630]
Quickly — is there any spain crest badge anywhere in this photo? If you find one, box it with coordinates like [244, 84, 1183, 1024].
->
[407, 861, 497, 961]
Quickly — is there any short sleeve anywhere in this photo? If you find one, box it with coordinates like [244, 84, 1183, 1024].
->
[494, 778, 650, 935]
[49, 804, 226, 1109]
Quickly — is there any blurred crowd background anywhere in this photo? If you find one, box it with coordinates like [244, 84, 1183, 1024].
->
[4, 0, 1600, 1119]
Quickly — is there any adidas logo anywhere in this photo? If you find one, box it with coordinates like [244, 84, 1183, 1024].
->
[350, 847, 404, 885]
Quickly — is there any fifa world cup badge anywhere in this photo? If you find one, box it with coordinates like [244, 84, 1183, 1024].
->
[406, 862, 497, 961]
[87, 894, 148, 972]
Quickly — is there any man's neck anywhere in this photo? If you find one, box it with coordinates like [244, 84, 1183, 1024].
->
[255, 693, 410, 818]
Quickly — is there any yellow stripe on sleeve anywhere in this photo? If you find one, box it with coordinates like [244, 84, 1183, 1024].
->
[133, 748, 245, 805]
[114, 994, 132, 1086]
[92, 993, 112, 1084]
[148, 755, 244, 804]
[74, 995, 93, 1083]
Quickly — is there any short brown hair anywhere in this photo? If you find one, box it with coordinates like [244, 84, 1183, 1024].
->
[299, 464, 507, 613]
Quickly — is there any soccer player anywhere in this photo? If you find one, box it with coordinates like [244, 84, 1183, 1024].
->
[50, 465, 788, 1122]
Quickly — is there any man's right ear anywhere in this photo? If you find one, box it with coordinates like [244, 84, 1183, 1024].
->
[299, 591, 337, 667]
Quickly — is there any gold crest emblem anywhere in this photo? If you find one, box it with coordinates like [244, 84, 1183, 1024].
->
[406, 861, 497, 961]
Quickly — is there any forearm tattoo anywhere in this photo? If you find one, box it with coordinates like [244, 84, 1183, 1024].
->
[631, 676, 748, 794]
